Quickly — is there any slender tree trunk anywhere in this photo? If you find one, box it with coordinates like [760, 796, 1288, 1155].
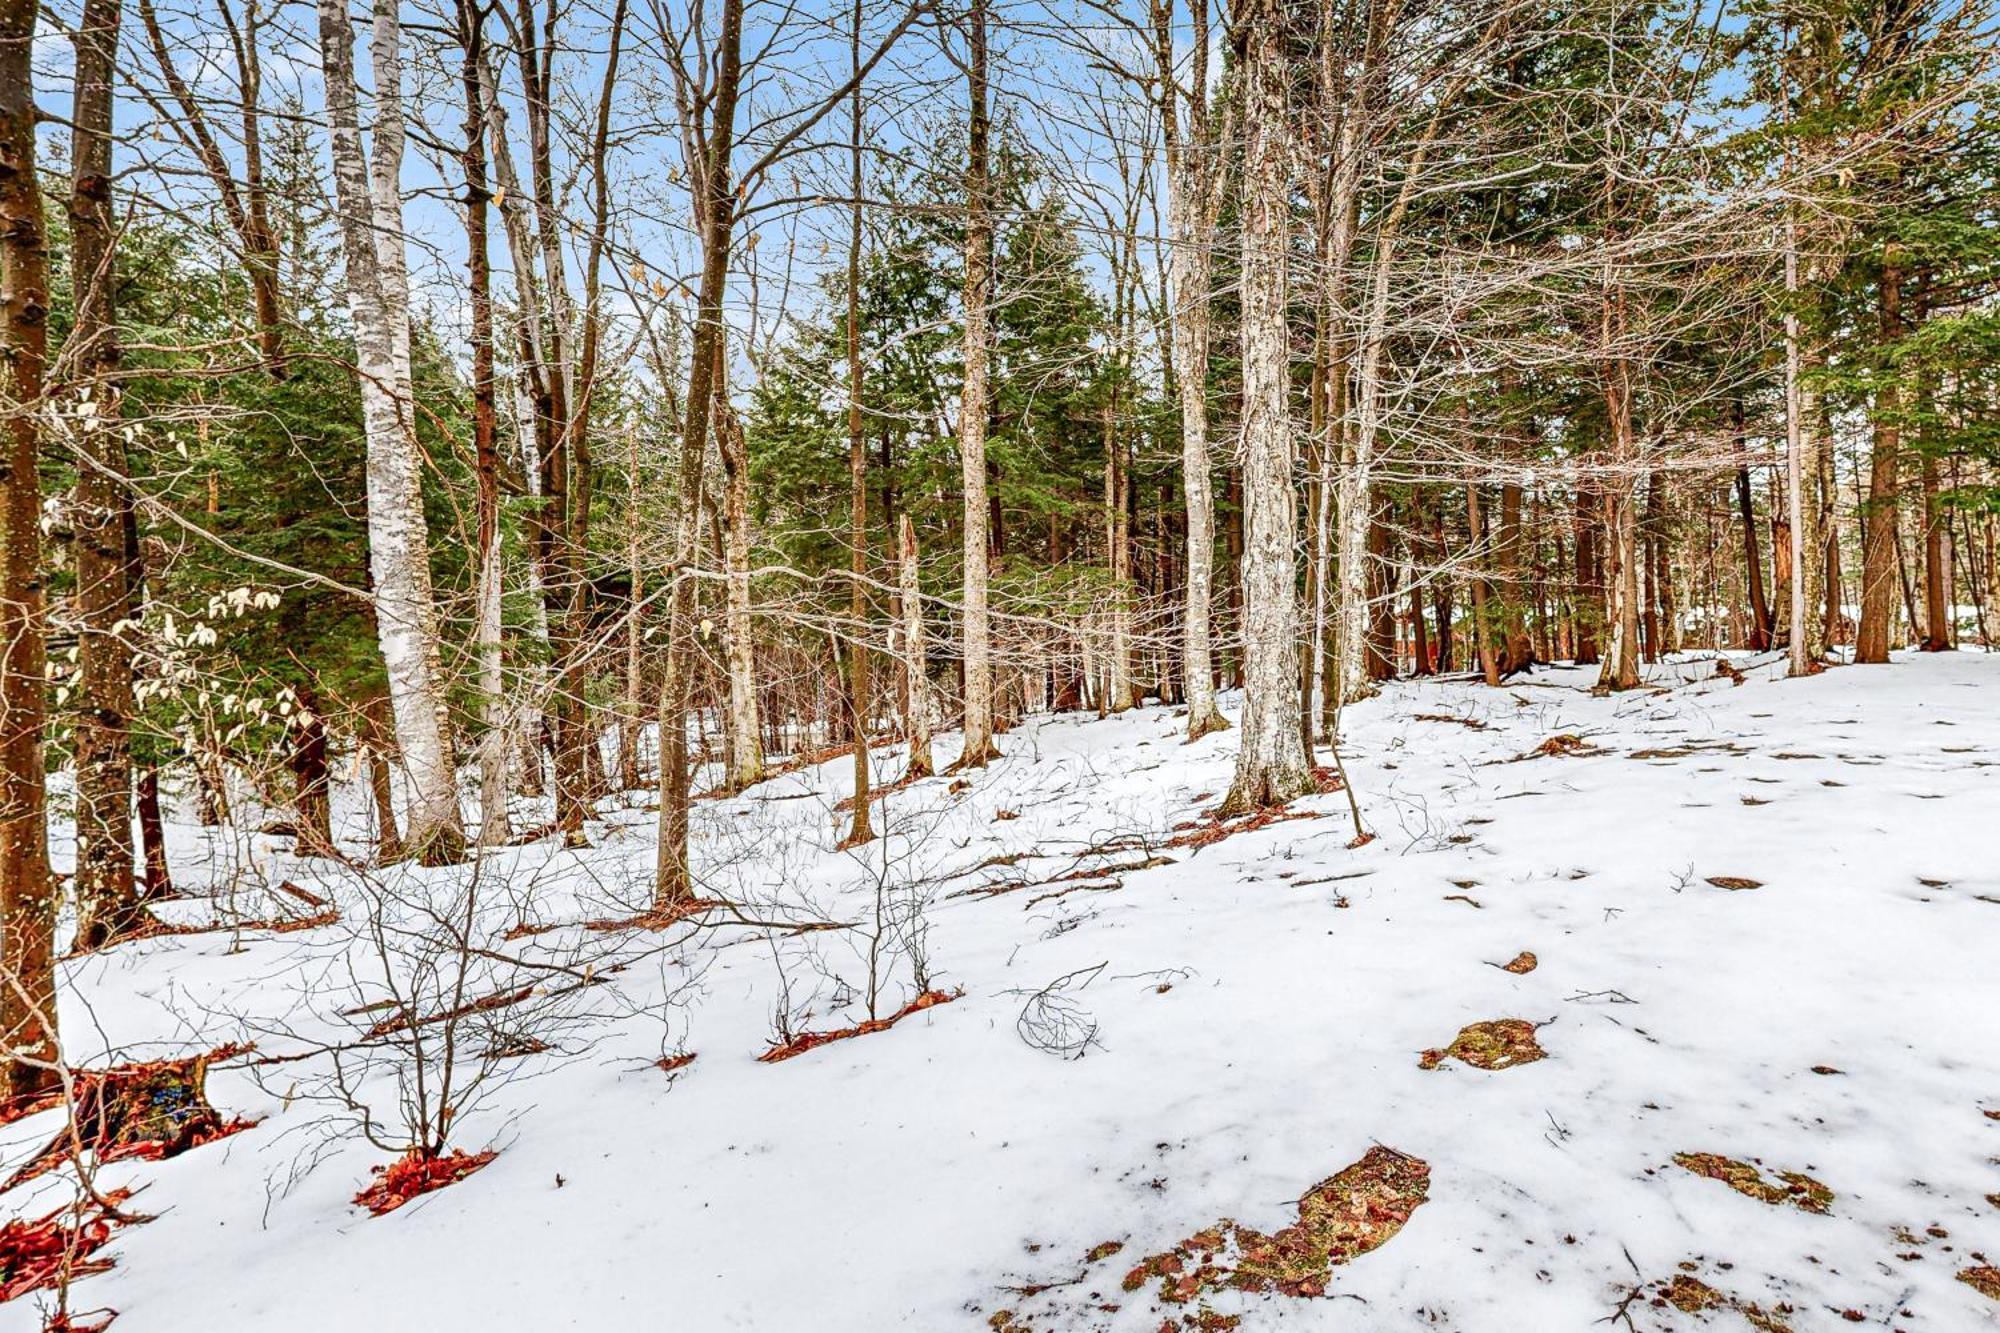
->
[1466, 482, 1502, 686]
[619, 419, 644, 791]
[843, 2, 875, 845]
[0, 0, 59, 1096]
[716, 377, 764, 792]
[1731, 406, 1773, 651]
[289, 701, 334, 855]
[317, 0, 465, 862]
[460, 0, 509, 847]
[899, 515, 933, 778]
[1157, 0, 1228, 741]
[951, 0, 1000, 772]
[358, 694, 403, 862]
[656, 0, 745, 906]
[1596, 278, 1642, 691]
[1856, 244, 1904, 664]
[1919, 450, 1949, 651]
[70, 0, 142, 948]
[1220, 0, 1311, 815]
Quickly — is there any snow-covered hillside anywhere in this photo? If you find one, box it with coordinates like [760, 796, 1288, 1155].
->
[6, 653, 1998, 1332]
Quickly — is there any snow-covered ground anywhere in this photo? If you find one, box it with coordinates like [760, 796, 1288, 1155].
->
[6, 651, 1998, 1331]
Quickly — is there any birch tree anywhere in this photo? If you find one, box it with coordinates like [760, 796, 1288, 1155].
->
[317, 0, 465, 862]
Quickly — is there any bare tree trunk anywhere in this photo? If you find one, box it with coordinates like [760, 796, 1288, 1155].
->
[317, 0, 465, 862]
[1919, 451, 1949, 651]
[899, 514, 933, 778]
[1730, 403, 1773, 651]
[619, 419, 644, 791]
[459, 0, 509, 847]
[716, 378, 764, 792]
[656, 0, 745, 907]
[70, 0, 142, 948]
[1220, 0, 1311, 815]
[1595, 273, 1642, 691]
[359, 694, 403, 862]
[842, 0, 875, 844]
[1466, 482, 1502, 686]
[1156, 0, 1229, 740]
[1104, 402, 1135, 714]
[478, 52, 551, 796]
[0, 0, 59, 1096]
[1856, 242, 1903, 664]
[951, 0, 1000, 772]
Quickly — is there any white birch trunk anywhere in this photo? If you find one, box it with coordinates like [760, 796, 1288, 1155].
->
[318, 0, 464, 860]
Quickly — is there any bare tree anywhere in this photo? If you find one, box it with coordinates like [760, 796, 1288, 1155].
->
[1220, 0, 1312, 814]
[316, 0, 465, 862]
[0, 0, 59, 1096]
[1154, 0, 1231, 741]
[70, 0, 144, 946]
[952, 0, 1002, 772]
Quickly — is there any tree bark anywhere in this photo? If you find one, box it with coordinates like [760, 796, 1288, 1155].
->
[1731, 403, 1773, 651]
[843, 0, 874, 844]
[70, 0, 143, 949]
[951, 0, 1000, 772]
[716, 375, 764, 792]
[0, 0, 59, 1096]
[1919, 450, 1949, 651]
[1219, 0, 1311, 815]
[317, 0, 465, 862]
[1856, 244, 1904, 664]
[656, 0, 746, 906]
[1155, 0, 1228, 741]
[899, 515, 933, 778]
[460, 0, 509, 847]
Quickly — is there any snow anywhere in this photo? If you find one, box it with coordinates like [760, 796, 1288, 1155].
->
[6, 652, 1999, 1331]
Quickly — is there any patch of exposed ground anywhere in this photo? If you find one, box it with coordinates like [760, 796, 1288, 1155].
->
[1119, 1146, 1430, 1304]
[1654, 1271, 1794, 1329]
[1672, 1152, 1832, 1214]
[1419, 1019, 1546, 1071]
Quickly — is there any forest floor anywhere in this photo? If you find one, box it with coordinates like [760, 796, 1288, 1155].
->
[4, 651, 1998, 1332]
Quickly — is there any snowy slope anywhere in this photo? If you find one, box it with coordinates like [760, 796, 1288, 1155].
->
[5, 652, 1998, 1332]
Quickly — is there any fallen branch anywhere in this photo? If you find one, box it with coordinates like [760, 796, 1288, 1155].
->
[757, 989, 963, 1063]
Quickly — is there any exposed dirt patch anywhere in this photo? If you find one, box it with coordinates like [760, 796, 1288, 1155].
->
[1419, 1019, 1546, 1071]
[1663, 1274, 1727, 1312]
[1521, 734, 1599, 760]
[1119, 1146, 1430, 1304]
[2, 1048, 258, 1191]
[1959, 1266, 2000, 1300]
[1653, 1271, 1794, 1329]
[1672, 1152, 1832, 1214]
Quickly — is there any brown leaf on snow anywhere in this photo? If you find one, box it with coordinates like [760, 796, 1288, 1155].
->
[1498, 951, 1538, 974]
[1706, 876, 1764, 891]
